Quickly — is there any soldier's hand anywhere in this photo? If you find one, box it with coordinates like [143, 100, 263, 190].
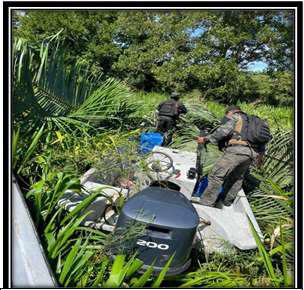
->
[197, 136, 208, 144]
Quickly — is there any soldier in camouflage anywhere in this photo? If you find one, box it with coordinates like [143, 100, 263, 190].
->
[191, 105, 265, 207]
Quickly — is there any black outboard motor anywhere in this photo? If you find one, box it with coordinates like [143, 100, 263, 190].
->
[115, 187, 199, 275]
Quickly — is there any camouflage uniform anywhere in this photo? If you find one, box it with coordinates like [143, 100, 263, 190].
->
[199, 113, 263, 207]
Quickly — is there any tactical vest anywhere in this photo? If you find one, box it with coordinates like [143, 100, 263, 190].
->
[228, 113, 249, 146]
[229, 113, 272, 147]
[158, 100, 179, 117]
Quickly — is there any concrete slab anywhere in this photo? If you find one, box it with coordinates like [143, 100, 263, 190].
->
[12, 177, 57, 287]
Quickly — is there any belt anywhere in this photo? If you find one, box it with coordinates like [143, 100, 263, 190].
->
[227, 139, 256, 161]
[228, 139, 249, 146]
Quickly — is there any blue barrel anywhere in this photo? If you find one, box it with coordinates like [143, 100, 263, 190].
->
[192, 176, 224, 198]
[139, 132, 164, 154]
[192, 176, 208, 197]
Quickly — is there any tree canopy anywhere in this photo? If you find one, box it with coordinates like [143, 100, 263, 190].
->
[14, 10, 294, 105]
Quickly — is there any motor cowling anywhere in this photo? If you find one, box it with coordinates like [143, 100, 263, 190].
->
[114, 187, 199, 275]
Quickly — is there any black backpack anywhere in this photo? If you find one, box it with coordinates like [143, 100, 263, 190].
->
[158, 100, 179, 117]
[241, 114, 272, 145]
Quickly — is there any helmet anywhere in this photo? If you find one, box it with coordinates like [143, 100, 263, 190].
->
[225, 105, 241, 114]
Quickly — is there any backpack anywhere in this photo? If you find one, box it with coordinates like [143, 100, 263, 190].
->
[240, 114, 272, 145]
[158, 100, 179, 117]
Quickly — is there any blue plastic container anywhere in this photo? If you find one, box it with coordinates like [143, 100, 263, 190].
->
[139, 132, 164, 154]
[192, 176, 224, 198]
[192, 176, 208, 197]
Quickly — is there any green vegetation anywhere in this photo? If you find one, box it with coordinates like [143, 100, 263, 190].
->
[12, 9, 294, 288]
[204, 101, 293, 131]
[15, 10, 293, 105]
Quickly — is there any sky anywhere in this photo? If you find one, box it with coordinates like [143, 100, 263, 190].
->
[248, 61, 268, 72]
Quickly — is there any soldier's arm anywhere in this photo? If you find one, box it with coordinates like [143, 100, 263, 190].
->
[178, 103, 187, 114]
[206, 117, 237, 145]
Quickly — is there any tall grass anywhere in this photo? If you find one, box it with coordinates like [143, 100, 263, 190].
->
[131, 91, 167, 115]
[204, 101, 293, 131]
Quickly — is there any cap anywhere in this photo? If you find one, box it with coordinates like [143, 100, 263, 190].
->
[171, 91, 180, 99]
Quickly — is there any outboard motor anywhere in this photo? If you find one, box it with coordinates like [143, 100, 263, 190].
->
[115, 187, 199, 275]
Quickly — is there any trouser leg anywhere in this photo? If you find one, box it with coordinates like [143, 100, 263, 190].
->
[200, 150, 253, 207]
[221, 157, 252, 206]
[200, 152, 239, 206]
[156, 117, 167, 132]
[163, 132, 173, 146]
[222, 178, 243, 206]
[159, 117, 175, 146]
[199, 172, 224, 206]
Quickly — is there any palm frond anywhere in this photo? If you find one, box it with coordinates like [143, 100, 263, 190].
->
[13, 33, 141, 138]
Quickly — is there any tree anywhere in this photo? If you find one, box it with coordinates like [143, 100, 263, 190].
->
[15, 10, 294, 102]
[112, 10, 293, 96]
[15, 11, 121, 76]
[269, 71, 293, 106]
[208, 10, 293, 71]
